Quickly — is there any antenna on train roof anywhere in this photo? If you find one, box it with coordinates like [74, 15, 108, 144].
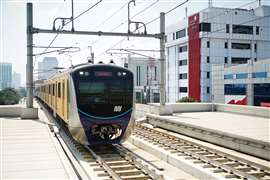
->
[87, 59, 94, 64]
[109, 59, 115, 64]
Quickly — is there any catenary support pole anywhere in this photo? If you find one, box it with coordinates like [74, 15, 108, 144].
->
[26, 3, 33, 108]
[159, 12, 166, 106]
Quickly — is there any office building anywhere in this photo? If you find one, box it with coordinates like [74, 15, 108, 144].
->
[125, 56, 160, 103]
[165, 5, 270, 103]
[212, 59, 270, 107]
[0, 62, 12, 90]
[12, 72, 21, 89]
[38, 57, 59, 80]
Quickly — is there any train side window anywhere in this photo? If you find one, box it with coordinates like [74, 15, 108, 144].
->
[58, 82, 61, 98]
[49, 85, 51, 94]
[66, 79, 69, 103]
[62, 81, 65, 99]
[53, 84, 55, 96]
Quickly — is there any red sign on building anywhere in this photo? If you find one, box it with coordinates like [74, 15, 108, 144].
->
[188, 13, 201, 101]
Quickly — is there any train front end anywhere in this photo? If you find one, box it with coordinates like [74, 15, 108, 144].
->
[69, 64, 134, 145]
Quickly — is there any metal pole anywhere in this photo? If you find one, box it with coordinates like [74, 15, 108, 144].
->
[128, 0, 135, 34]
[71, 0, 74, 31]
[159, 12, 165, 106]
[26, 3, 33, 108]
[33, 28, 159, 38]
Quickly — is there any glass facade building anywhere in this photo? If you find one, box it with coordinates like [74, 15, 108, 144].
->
[0, 63, 12, 90]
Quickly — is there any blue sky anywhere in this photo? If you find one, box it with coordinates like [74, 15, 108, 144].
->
[1, 0, 269, 85]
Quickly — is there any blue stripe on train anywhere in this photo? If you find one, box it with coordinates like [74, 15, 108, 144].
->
[78, 108, 132, 120]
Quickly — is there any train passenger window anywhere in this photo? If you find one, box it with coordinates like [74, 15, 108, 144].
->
[53, 84, 55, 96]
[79, 82, 105, 94]
[66, 80, 69, 103]
[49, 85, 51, 94]
[58, 82, 61, 98]
[62, 81, 65, 99]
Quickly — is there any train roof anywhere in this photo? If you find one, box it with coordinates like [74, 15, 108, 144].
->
[38, 62, 131, 85]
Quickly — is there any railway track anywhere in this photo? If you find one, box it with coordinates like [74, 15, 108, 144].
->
[134, 123, 270, 180]
[40, 103, 164, 180]
[58, 128, 164, 180]
[84, 144, 164, 180]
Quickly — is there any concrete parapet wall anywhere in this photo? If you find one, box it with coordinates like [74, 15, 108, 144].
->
[146, 113, 270, 160]
[135, 103, 269, 118]
[169, 103, 213, 113]
[135, 104, 151, 119]
[0, 105, 22, 117]
[215, 103, 270, 118]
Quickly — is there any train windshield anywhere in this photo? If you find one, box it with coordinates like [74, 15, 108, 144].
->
[73, 66, 133, 118]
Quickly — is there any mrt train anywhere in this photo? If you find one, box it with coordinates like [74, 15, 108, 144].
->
[35, 63, 135, 145]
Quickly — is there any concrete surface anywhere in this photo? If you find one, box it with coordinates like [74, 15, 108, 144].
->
[174, 112, 269, 143]
[128, 135, 221, 179]
[122, 141, 197, 180]
[146, 112, 270, 160]
[21, 107, 39, 119]
[148, 104, 173, 115]
[1, 116, 77, 179]
[129, 126, 270, 179]
[215, 103, 270, 118]
[0, 105, 22, 117]
[135, 103, 270, 118]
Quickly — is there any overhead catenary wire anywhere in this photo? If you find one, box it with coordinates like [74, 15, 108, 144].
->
[97, 0, 263, 59]
[90, 0, 160, 47]
[68, 0, 131, 56]
[34, 0, 103, 68]
[93, 0, 130, 30]
[71, 0, 161, 60]
[111, 0, 160, 32]
[96, 0, 189, 59]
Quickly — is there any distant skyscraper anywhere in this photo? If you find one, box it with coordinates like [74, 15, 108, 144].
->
[38, 57, 59, 80]
[0, 62, 12, 90]
[12, 72, 21, 89]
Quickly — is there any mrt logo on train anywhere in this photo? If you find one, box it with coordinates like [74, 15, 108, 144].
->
[113, 106, 122, 112]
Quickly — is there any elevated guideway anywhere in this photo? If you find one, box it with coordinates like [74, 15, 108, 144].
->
[135, 103, 270, 160]
[0, 102, 80, 179]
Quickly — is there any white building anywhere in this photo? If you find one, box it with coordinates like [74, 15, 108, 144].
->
[212, 59, 270, 107]
[125, 56, 160, 103]
[12, 72, 21, 89]
[38, 57, 59, 80]
[165, 5, 270, 103]
[0, 62, 12, 90]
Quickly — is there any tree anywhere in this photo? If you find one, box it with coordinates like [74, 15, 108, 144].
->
[0, 88, 21, 105]
[177, 97, 199, 103]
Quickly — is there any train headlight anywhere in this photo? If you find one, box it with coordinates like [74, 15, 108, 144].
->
[117, 72, 127, 77]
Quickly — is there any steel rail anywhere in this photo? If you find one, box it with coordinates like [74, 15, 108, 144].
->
[135, 124, 270, 180]
[115, 145, 164, 180]
[37, 100, 164, 180]
[84, 146, 122, 180]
